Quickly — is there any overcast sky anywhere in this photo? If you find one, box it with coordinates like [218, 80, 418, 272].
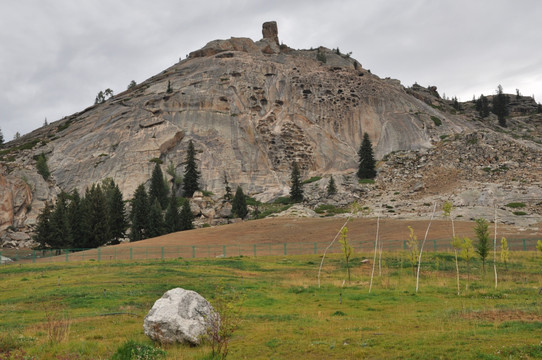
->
[1, 0, 541, 141]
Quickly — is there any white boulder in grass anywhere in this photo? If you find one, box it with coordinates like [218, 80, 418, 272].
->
[144, 288, 217, 345]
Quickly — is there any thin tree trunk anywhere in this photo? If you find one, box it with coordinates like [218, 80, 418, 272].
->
[454, 250, 460, 295]
[369, 215, 380, 293]
[416, 202, 437, 293]
[451, 210, 460, 296]
[378, 237, 383, 277]
[493, 203, 498, 289]
[318, 217, 350, 288]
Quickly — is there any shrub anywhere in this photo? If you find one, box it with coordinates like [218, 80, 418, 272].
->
[302, 176, 322, 184]
[274, 196, 291, 205]
[111, 340, 166, 360]
[359, 179, 375, 184]
[506, 202, 526, 208]
[35, 153, 50, 180]
[431, 116, 442, 126]
[513, 211, 527, 216]
[149, 158, 163, 165]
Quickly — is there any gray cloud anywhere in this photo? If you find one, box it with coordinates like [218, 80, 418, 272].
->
[1, 0, 541, 141]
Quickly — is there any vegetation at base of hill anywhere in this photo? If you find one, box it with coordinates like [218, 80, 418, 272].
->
[34, 179, 129, 249]
[0, 251, 541, 359]
[314, 204, 348, 216]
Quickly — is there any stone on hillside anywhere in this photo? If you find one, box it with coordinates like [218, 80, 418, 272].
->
[144, 288, 217, 345]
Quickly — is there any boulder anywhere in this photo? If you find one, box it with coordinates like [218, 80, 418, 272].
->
[144, 288, 216, 345]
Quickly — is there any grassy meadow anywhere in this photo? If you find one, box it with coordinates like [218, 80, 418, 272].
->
[0, 251, 541, 359]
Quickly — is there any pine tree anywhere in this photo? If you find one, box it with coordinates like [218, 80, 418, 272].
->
[232, 186, 248, 219]
[357, 132, 376, 179]
[327, 175, 337, 196]
[183, 140, 200, 198]
[103, 180, 128, 244]
[474, 218, 490, 273]
[34, 201, 54, 248]
[492, 85, 509, 127]
[49, 192, 73, 249]
[289, 162, 304, 203]
[130, 184, 149, 241]
[68, 189, 86, 248]
[476, 94, 490, 118]
[165, 193, 180, 233]
[179, 200, 194, 231]
[149, 162, 169, 209]
[84, 184, 111, 247]
[0, 127, 4, 146]
[147, 198, 166, 238]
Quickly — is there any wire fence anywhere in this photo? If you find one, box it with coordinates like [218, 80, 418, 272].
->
[1, 237, 539, 264]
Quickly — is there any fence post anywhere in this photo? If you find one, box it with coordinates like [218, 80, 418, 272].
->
[522, 239, 526, 251]
[65, 249, 69, 262]
[314, 242, 317, 254]
[253, 244, 257, 257]
[284, 243, 287, 256]
[192, 246, 196, 258]
[223, 245, 226, 258]
[146, 247, 148, 260]
[98, 248, 101, 261]
[32, 250, 36, 263]
[433, 239, 437, 251]
[403, 240, 407, 250]
[161, 247, 164, 261]
[130, 248, 133, 260]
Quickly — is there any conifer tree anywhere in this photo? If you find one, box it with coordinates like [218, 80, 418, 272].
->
[179, 199, 194, 231]
[34, 201, 54, 248]
[50, 192, 73, 249]
[130, 184, 149, 241]
[327, 175, 337, 196]
[0, 127, 4, 146]
[232, 186, 248, 219]
[84, 184, 111, 247]
[492, 85, 509, 127]
[103, 179, 128, 244]
[476, 94, 490, 118]
[149, 163, 169, 209]
[165, 193, 180, 233]
[183, 140, 200, 198]
[289, 162, 303, 203]
[357, 132, 376, 179]
[68, 189, 86, 248]
[147, 198, 166, 238]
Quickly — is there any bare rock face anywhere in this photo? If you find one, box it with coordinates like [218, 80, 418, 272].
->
[262, 21, 279, 45]
[0, 21, 492, 239]
[0, 171, 32, 233]
[144, 288, 216, 345]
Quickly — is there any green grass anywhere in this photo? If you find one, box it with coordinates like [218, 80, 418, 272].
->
[0, 252, 541, 359]
[302, 176, 322, 185]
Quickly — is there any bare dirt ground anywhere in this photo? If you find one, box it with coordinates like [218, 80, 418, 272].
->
[20, 216, 541, 263]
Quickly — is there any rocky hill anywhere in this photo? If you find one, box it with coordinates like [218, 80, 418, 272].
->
[1, 22, 541, 246]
